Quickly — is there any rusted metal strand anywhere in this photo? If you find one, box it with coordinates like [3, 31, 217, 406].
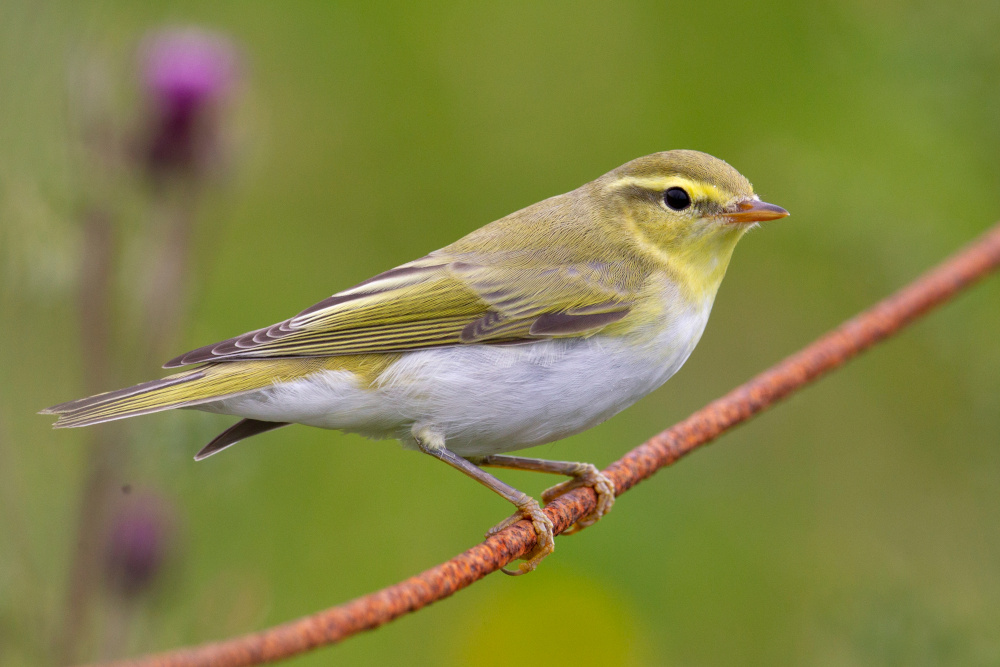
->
[95, 221, 1000, 667]
[608, 220, 1000, 493]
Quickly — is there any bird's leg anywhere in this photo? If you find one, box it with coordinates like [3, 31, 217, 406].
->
[412, 427, 554, 576]
[468, 455, 615, 535]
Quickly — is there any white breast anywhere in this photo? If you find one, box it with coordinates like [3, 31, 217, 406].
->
[205, 288, 713, 457]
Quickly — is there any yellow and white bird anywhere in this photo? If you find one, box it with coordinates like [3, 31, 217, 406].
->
[44, 150, 787, 573]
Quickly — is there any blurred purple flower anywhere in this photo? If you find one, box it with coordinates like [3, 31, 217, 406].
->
[139, 27, 241, 177]
[104, 492, 174, 598]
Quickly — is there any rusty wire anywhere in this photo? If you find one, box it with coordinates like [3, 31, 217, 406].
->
[92, 221, 1000, 667]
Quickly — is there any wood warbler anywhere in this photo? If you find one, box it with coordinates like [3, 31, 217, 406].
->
[44, 150, 787, 574]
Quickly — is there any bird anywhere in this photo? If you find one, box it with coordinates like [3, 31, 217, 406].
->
[42, 150, 788, 574]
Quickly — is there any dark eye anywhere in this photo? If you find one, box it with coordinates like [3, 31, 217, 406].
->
[663, 187, 691, 211]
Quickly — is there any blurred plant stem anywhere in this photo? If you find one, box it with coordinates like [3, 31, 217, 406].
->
[141, 185, 198, 360]
[56, 28, 241, 664]
[78, 210, 117, 397]
[58, 188, 199, 667]
[58, 193, 195, 663]
[58, 427, 125, 665]
[56, 204, 125, 665]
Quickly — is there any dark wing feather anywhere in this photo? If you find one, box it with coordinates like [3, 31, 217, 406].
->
[195, 419, 290, 460]
[529, 308, 631, 336]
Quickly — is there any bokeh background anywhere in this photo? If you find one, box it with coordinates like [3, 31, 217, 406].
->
[3, 2, 1000, 665]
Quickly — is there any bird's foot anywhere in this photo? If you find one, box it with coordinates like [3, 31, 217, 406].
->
[486, 496, 554, 576]
[541, 464, 615, 535]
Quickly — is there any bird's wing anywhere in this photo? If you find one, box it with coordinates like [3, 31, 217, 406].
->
[163, 252, 643, 368]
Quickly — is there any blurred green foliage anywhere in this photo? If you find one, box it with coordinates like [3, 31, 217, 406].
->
[2, 1, 999, 665]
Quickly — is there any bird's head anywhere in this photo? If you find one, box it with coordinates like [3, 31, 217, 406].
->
[595, 150, 788, 295]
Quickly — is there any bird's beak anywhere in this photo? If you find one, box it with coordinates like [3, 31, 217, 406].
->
[722, 198, 789, 224]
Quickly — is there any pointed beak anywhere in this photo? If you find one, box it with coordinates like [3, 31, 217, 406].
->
[722, 198, 789, 224]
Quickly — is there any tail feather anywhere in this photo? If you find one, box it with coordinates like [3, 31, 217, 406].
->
[195, 419, 290, 460]
[40, 371, 206, 418]
[42, 357, 364, 429]
[42, 369, 216, 427]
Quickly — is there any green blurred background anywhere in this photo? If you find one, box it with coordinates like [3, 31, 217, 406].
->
[2, 1, 1000, 665]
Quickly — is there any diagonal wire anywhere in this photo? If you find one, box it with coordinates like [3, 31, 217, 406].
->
[91, 221, 1000, 667]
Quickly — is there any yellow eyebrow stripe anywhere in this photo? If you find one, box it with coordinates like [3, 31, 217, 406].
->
[606, 176, 731, 203]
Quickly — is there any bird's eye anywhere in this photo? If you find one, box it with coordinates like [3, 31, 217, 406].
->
[663, 187, 692, 211]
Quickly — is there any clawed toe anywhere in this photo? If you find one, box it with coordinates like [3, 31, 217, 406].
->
[485, 498, 555, 575]
[541, 465, 615, 535]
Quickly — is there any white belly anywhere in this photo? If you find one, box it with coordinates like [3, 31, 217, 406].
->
[204, 300, 711, 457]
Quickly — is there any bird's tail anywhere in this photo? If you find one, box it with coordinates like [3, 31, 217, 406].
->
[41, 359, 329, 428]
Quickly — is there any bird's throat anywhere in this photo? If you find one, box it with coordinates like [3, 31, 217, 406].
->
[629, 219, 746, 304]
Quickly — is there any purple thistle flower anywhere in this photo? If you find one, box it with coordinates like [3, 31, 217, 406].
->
[104, 493, 174, 598]
[139, 28, 240, 178]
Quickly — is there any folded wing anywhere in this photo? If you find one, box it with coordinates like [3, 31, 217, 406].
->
[164, 252, 644, 369]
